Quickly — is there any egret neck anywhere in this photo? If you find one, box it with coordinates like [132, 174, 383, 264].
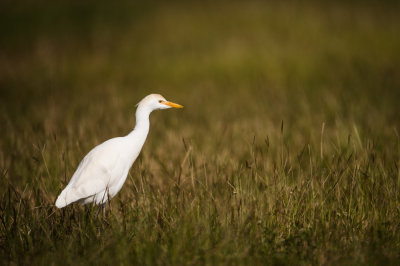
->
[127, 104, 151, 150]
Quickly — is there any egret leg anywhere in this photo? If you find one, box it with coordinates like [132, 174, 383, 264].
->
[101, 203, 110, 226]
[102, 203, 106, 219]
[94, 205, 101, 219]
[94, 203, 107, 221]
[94, 202, 105, 219]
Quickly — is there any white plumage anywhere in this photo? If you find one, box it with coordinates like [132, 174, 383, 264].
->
[55, 94, 183, 209]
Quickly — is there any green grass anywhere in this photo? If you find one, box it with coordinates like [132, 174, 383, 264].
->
[1, 0, 400, 264]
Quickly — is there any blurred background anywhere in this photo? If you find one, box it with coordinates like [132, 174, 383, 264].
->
[0, 0, 400, 263]
[1, 1, 399, 137]
[1, 0, 400, 197]
[1, 0, 400, 199]
[1, 0, 399, 175]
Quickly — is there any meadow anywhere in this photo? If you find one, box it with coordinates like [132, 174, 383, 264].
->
[1, 0, 400, 264]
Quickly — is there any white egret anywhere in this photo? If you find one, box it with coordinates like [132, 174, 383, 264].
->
[55, 94, 183, 216]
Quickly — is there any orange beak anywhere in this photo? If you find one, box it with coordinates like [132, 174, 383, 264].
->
[162, 101, 184, 108]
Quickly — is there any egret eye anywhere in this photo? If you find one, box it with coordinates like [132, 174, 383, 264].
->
[158, 100, 163, 103]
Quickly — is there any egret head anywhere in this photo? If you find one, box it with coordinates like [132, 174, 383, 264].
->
[137, 94, 184, 111]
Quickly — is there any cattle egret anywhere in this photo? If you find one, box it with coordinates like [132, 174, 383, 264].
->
[55, 94, 183, 216]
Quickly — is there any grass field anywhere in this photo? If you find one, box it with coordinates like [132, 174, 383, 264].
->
[1, 0, 400, 264]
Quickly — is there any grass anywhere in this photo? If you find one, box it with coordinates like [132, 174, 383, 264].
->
[1, 0, 400, 264]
